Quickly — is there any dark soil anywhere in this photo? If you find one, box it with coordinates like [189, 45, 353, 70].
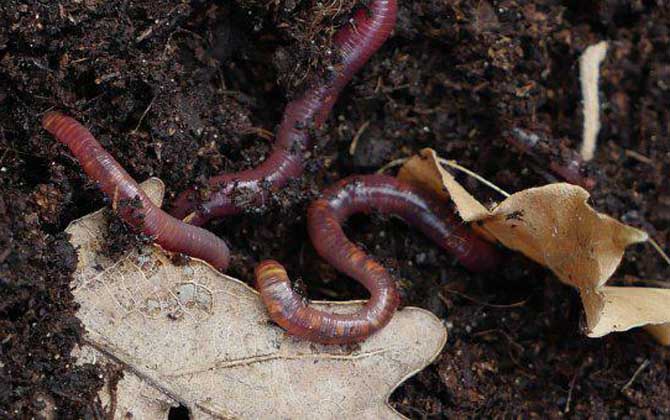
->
[2, 0, 669, 418]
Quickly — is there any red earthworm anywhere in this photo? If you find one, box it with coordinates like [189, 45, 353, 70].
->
[506, 127, 596, 190]
[171, 0, 398, 225]
[255, 174, 501, 344]
[42, 112, 231, 271]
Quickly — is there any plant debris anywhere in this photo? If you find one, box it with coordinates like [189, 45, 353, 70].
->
[398, 149, 670, 345]
[579, 41, 609, 162]
[65, 178, 447, 418]
[4, 0, 670, 416]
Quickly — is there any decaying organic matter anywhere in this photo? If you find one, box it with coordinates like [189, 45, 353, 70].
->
[66, 178, 448, 419]
[399, 148, 669, 344]
[3, 0, 670, 417]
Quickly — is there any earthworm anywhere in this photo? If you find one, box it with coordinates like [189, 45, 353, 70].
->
[255, 175, 501, 344]
[506, 128, 596, 190]
[171, 0, 398, 225]
[42, 112, 231, 271]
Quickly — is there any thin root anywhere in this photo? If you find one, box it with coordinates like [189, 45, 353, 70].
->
[648, 237, 670, 267]
[376, 157, 409, 174]
[437, 158, 510, 198]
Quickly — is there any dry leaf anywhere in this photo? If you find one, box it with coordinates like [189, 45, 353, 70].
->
[67, 178, 448, 419]
[580, 287, 670, 338]
[73, 345, 184, 418]
[481, 184, 647, 289]
[398, 149, 490, 222]
[399, 149, 648, 289]
[399, 148, 669, 345]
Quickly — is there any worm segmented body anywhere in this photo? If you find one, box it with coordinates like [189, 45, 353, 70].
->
[171, 0, 398, 225]
[43, 112, 231, 271]
[506, 128, 596, 190]
[44, 0, 502, 345]
[256, 175, 501, 344]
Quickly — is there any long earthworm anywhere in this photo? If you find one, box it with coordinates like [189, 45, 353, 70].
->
[42, 112, 232, 271]
[255, 174, 501, 344]
[44, 2, 501, 345]
[43, 114, 500, 344]
[170, 0, 398, 226]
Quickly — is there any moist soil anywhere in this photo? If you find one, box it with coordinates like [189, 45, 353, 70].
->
[2, 0, 670, 418]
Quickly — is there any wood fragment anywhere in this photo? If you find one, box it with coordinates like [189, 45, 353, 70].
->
[621, 359, 649, 392]
[579, 41, 608, 161]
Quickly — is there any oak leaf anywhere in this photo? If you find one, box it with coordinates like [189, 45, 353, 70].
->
[67, 178, 448, 419]
[399, 148, 669, 345]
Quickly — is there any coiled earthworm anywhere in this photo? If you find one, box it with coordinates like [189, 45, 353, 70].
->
[506, 127, 596, 190]
[42, 112, 231, 271]
[171, 0, 398, 226]
[255, 175, 501, 344]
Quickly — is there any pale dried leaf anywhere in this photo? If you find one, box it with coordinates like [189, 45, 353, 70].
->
[483, 184, 647, 289]
[397, 149, 669, 345]
[399, 149, 648, 289]
[73, 345, 178, 418]
[581, 287, 670, 339]
[67, 178, 448, 419]
[398, 149, 490, 222]
[579, 41, 608, 161]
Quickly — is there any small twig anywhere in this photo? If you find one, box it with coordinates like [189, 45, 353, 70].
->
[136, 5, 183, 44]
[0, 245, 12, 263]
[376, 157, 408, 174]
[242, 127, 274, 141]
[624, 149, 654, 165]
[136, 27, 155, 43]
[621, 359, 649, 392]
[471, 328, 525, 354]
[377, 155, 510, 199]
[131, 96, 156, 134]
[68, 57, 90, 66]
[565, 366, 581, 413]
[438, 158, 510, 198]
[349, 120, 370, 155]
[439, 290, 527, 309]
[380, 83, 411, 93]
[647, 237, 670, 268]
[94, 72, 120, 85]
[37, 105, 57, 117]
[579, 41, 608, 161]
